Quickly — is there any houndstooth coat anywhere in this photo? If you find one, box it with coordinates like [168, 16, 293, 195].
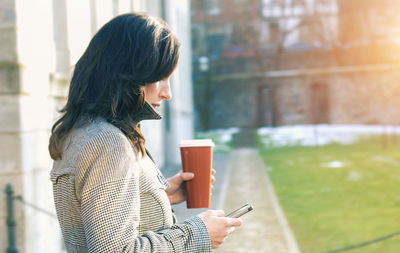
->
[50, 103, 211, 252]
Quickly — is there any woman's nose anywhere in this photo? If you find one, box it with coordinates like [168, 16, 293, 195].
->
[160, 80, 172, 100]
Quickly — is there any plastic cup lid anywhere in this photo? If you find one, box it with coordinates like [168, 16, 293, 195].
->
[179, 139, 215, 148]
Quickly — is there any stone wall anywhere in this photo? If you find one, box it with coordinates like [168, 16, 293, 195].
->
[0, 1, 193, 252]
[328, 71, 400, 124]
[201, 69, 400, 129]
[280, 71, 400, 126]
[0, 1, 28, 251]
[207, 80, 258, 129]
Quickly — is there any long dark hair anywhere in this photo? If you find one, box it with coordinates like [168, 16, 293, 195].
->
[49, 12, 180, 160]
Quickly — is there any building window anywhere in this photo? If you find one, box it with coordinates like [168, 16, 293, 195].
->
[205, 0, 222, 16]
[233, 0, 252, 13]
[261, 0, 283, 18]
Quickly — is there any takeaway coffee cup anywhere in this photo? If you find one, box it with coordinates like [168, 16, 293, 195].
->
[179, 139, 215, 208]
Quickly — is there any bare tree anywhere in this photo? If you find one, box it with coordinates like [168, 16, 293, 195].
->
[229, 0, 339, 71]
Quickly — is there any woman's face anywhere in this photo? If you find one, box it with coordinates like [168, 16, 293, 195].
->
[143, 78, 172, 109]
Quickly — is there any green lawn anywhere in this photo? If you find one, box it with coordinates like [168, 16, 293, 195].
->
[259, 138, 400, 253]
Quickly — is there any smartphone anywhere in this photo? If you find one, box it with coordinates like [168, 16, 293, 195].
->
[226, 204, 254, 218]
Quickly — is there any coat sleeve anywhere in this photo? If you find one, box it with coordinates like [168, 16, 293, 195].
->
[76, 130, 211, 252]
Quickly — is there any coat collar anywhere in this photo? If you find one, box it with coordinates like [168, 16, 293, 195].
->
[133, 101, 162, 122]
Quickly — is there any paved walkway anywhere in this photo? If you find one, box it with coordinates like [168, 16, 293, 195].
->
[172, 148, 301, 253]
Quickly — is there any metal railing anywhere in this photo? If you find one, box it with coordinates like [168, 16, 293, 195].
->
[5, 183, 18, 253]
[4, 183, 58, 253]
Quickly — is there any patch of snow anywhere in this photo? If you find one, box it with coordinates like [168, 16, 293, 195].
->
[347, 170, 363, 181]
[321, 161, 344, 168]
[372, 156, 398, 165]
[258, 124, 400, 147]
[198, 127, 240, 143]
[319, 187, 331, 192]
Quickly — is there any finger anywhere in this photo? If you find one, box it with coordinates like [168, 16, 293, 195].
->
[170, 171, 183, 183]
[181, 172, 195, 181]
[228, 227, 236, 234]
[211, 175, 216, 183]
[212, 169, 216, 175]
[228, 218, 243, 227]
[214, 209, 225, 217]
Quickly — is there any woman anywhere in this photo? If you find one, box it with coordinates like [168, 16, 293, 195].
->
[49, 12, 241, 252]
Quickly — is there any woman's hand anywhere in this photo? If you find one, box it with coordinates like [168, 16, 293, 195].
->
[166, 169, 216, 205]
[198, 210, 242, 249]
[166, 171, 194, 205]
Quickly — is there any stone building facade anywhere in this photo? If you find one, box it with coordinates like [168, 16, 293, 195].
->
[209, 65, 400, 129]
[191, 0, 400, 130]
[0, 0, 194, 252]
